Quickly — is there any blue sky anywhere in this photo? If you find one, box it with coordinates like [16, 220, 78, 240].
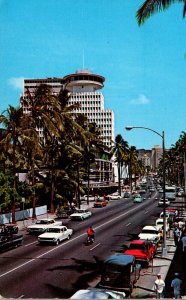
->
[0, 0, 185, 149]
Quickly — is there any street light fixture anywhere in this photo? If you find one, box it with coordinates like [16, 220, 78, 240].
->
[125, 126, 167, 256]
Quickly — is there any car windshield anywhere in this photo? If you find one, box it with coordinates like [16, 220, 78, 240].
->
[47, 228, 61, 233]
[129, 244, 146, 250]
[36, 220, 50, 224]
[157, 222, 163, 225]
[142, 229, 158, 234]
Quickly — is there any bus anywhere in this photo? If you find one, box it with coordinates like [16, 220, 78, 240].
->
[165, 186, 176, 201]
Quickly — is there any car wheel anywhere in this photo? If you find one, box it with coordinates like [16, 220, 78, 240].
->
[56, 240, 59, 245]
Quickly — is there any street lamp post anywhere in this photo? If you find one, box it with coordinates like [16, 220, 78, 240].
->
[125, 126, 167, 256]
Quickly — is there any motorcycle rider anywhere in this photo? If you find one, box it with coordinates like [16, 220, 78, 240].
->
[87, 226, 95, 242]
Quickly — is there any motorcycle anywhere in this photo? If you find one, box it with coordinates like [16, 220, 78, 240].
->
[86, 234, 94, 245]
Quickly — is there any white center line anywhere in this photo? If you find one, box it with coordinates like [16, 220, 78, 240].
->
[125, 223, 131, 227]
[90, 243, 100, 251]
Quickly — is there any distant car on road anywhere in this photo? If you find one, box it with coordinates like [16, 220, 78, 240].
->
[94, 198, 108, 208]
[133, 194, 143, 203]
[70, 209, 92, 221]
[56, 207, 77, 219]
[27, 218, 62, 234]
[38, 225, 73, 245]
[105, 193, 122, 200]
[123, 192, 131, 198]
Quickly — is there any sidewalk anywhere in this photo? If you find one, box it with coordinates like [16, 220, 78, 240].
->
[131, 238, 176, 298]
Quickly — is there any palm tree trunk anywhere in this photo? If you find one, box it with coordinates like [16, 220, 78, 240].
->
[31, 162, 36, 219]
[50, 177, 55, 213]
[118, 162, 121, 196]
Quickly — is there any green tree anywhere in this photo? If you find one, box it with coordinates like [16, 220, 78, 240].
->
[111, 135, 129, 195]
[136, 0, 186, 25]
[0, 106, 30, 222]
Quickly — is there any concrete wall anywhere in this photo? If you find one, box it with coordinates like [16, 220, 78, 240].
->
[0, 205, 47, 224]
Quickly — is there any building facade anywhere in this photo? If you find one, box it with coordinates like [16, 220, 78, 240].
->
[62, 69, 114, 149]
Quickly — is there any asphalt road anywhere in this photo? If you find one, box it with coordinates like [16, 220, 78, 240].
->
[0, 193, 169, 299]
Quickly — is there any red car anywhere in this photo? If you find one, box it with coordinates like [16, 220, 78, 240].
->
[124, 239, 157, 266]
[94, 198, 108, 208]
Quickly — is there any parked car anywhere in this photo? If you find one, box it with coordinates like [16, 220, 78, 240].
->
[124, 240, 157, 266]
[38, 225, 73, 245]
[138, 226, 160, 244]
[99, 253, 141, 295]
[70, 209, 92, 221]
[0, 232, 23, 252]
[133, 194, 143, 203]
[155, 218, 170, 233]
[158, 198, 170, 207]
[27, 218, 62, 234]
[0, 223, 18, 234]
[70, 288, 126, 299]
[94, 198, 108, 208]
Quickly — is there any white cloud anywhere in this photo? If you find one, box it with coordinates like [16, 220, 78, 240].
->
[130, 94, 150, 105]
[8, 77, 24, 90]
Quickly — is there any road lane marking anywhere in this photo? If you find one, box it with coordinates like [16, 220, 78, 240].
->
[90, 243, 100, 251]
[125, 223, 131, 226]
[0, 202, 153, 278]
[24, 241, 38, 247]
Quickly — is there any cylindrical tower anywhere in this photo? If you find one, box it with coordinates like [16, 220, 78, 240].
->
[62, 69, 105, 92]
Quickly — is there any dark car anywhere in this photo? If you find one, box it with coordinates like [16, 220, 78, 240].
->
[123, 192, 130, 198]
[56, 207, 77, 219]
[0, 224, 18, 234]
[99, 253, 141, 296]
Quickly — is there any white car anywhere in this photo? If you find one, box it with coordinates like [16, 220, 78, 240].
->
[156, 218, 170, 233]
[138, 225, 160, 243]
[70, 288, 126, 299]
[38, 226, 73, 245]
[27, 218, 62, 234]
[70, 209, 92, 221]
[158, 198, 170, 207]
[106, 193, 122, 200]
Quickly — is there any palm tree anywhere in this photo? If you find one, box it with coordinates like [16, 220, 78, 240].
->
[127, 146, 138, 192]
[111, 135, 129, 195]
[136, 0, 186, 25]
[0, 106, 30, 223]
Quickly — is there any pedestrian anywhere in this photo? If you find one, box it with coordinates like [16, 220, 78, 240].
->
[181, 232, 186, 267]
[173, 226, 180, 247]
[154, 274, 165, 299]
[171, 273, 182, 299]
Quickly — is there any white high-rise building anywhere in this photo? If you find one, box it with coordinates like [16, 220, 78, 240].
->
[22, 69, 114, 149]
[62, 69, 114, 149]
